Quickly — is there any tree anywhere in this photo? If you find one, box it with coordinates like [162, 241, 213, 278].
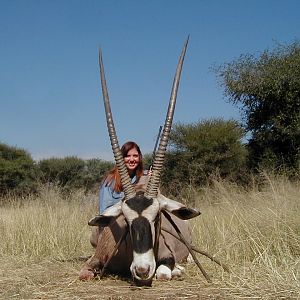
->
[161, 119, 247, 193]
[38, 157, 113, 192]
[82, 159, 113, 192]
[38, 157, 86, 191]
[0, 143, 38, 195]
[216, 42, 300, 173]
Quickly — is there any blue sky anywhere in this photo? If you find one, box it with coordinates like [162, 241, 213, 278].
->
[1, 0, 299, 161]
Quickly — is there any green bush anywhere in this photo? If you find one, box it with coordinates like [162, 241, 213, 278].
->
[161, 119, 248, 194]
[0, 143, 38, 195]
[82, 158, 114, 192]
[38, 157, 113, 192]
[38, 157, 85, 191]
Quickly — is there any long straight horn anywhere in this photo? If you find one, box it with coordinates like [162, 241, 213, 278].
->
[145, 38, 189, 199]
[99, 49, 135, 200]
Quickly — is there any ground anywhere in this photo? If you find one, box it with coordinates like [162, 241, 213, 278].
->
[1, 253, 298, 299]
[0, 257, 230, 300]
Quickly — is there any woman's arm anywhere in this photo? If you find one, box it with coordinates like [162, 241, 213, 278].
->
[99, 182, 124, 214]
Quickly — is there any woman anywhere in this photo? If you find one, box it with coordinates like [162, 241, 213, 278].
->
[89, 141, 147, 249]
[99, 141, 147, 213]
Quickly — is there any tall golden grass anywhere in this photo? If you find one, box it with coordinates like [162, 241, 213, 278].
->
[191, 173, 300, 298]
[0, 186, 95, 259]
[0, 174, 299, 299]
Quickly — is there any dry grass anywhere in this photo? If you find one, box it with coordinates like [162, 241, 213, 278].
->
[0, 175, 299, 299]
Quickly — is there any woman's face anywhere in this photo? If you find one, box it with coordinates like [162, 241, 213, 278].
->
[124, 147, 140, 173]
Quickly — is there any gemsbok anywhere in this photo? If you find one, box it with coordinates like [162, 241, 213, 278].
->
[79, 38, 228, 286]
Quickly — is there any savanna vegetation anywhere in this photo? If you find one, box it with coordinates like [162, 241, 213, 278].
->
[0, 143, 113, 196]
[1, 41, 300, 298]
[216, 41, 300, 174]
[0, 174, 299, 299]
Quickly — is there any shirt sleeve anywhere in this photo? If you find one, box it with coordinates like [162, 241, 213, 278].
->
[99, 182, 124, 214]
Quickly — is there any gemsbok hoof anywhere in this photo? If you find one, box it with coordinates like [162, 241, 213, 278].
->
[156, 265, 172, 280]
[171, 264, 185, 277]
[79, 269, 95, 281]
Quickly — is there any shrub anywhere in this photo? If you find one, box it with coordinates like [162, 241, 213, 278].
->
[82, 159, 113, 192]
[161, 119, 248, 194]
[0, 143, 38, 195]
[38, 156, 85, 191]
[38, 157, 113, 192]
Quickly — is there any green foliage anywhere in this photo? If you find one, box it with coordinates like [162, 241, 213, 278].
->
[0, 143, 38, 195]
[38, 157, 85, 190]
[82, 159, 114, 192]
[161, 119, 247, 193]
[38, 157, 113, 192]
[216, 41, 300, 173]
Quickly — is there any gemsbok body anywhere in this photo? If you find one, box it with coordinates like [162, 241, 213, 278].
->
[79, 38, 201, 286]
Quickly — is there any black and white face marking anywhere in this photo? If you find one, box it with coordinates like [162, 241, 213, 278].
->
[126, 192, 154, 215]
[131, 217, 153, 253]
[122, 192, 160, 281]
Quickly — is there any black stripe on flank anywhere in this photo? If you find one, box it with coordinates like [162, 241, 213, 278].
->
[126, 193, 153, 215]
[131, 217, 153, 253]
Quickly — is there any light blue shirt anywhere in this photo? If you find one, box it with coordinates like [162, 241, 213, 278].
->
[99, 175, 138, 214]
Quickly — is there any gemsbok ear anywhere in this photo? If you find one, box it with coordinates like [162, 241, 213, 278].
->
[88, 215, 113, 227]
[88, 201, 122, 227]
[158, 194, 200, 220]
